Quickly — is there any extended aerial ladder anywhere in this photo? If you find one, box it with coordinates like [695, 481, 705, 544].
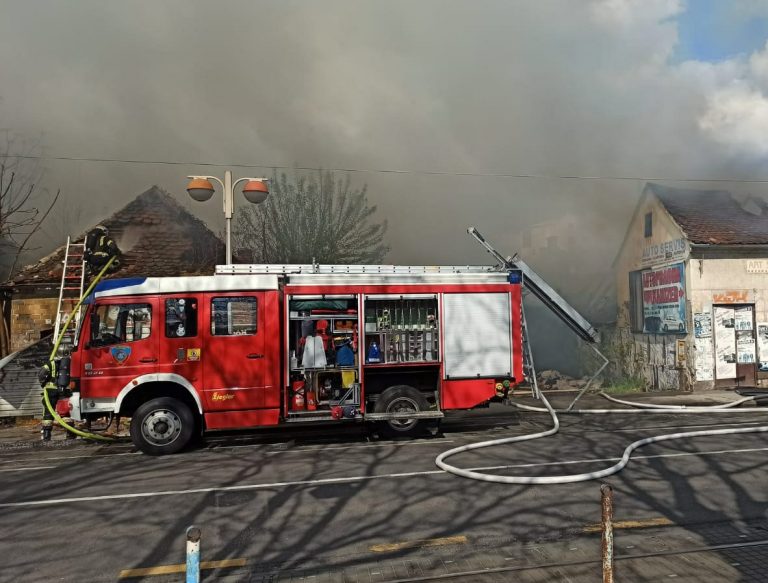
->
[467, 227, 606, 403]
[467, 227, 599, 343]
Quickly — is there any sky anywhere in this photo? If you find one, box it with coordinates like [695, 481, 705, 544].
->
[3, 0, 768, 275]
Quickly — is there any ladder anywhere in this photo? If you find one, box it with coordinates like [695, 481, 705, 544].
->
[467, 227, 599, 343]
[520, 300, 540, 399]
[217, 263, 498, 275]
[53, 237, 87, 351]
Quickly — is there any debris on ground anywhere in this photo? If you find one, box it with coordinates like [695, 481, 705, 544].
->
[537, 369, 603, 391]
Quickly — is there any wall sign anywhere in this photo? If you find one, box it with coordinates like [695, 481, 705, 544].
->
[641, 238, 687, 266]
[746, 260, 768, 274]
[713, 290, 750, 304]
[642, 263, 686, 334]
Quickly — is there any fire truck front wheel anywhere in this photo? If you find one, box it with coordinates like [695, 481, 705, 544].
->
[130, 397, 195, 455]
[375, 385, 430, 438]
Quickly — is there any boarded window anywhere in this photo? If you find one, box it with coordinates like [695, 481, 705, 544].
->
[628, 270, 644, 332]
[211, 297, 258, 336]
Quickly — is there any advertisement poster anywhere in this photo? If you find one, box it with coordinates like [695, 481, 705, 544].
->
[737, 331, 756, 364]
[758, 323, 768, 371]
[642, 263, 686, 334]
[694, 313, 712, 338]
[735, 306, 754, 330]
[694, 336, 714, 381]
[714, 306, 736, 379]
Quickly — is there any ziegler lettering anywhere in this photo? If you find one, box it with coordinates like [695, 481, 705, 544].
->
[211, 392, 235, 401]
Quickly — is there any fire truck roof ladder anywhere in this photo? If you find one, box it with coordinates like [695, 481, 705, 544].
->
[467, 227, 599, 344]
[217, 264, 498, 275]
[53, 236, 87, 350]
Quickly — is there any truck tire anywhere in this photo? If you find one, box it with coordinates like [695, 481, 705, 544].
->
[374, 385, 430, 438]
[130, 397, 195, 455]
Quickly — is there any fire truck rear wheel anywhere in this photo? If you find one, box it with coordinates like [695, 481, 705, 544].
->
[375, 385, 429, 438]
[130, 397, 195, 455]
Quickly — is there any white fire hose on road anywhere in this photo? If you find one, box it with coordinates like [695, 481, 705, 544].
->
[435, 392, 768, 484]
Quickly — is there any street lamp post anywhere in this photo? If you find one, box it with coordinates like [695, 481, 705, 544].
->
[186, 170, 269, 265]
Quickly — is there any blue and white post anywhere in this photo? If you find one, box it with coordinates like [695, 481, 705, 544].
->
[186, 526, 201, 583]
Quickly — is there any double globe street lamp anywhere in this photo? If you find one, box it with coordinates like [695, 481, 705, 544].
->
[186, 170, 269, 265]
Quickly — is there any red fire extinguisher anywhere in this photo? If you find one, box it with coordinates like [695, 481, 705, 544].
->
[292, 379, 306, 411]
[306, 389, 317, 411]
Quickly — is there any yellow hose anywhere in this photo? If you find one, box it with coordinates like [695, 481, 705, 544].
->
[42, 256, 124, 442]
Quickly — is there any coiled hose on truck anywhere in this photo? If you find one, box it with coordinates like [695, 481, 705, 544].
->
[435, 391, 768, 484]
[42, 256, 124, 442]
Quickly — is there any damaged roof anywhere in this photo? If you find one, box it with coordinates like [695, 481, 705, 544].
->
[648, 182, 768, 245]
[5, 186, 224, 289]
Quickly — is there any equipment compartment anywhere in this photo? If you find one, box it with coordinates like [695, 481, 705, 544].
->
[286, 296, 361, 415]
[363, 297, 439, 365]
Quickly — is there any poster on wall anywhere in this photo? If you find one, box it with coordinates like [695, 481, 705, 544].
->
[714, 306, 736, 379]
[694, 313, 712, 338]
[642, 263, 686, 334]
[758, 323, 768, 371]
[694, 312, 714, 381]
[737, 331, 756, 363]
[694, 336, 714, 381]
[735, 306, 754, 330]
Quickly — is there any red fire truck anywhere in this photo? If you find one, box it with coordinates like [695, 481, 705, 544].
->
[64, 231, 598, 455]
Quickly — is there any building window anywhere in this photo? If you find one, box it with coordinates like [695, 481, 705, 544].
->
[644, 212, 652, 238]
[522, 230, 531, 248]
[211, 296, 258, 336]
[165, 298, 198, 338]
[628, 271, 644, 332]
[546, 236, 558, 249]
[91, 304, 152, 346]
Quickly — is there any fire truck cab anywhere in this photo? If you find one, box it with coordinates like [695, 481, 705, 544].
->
[68, 265, 526, 455]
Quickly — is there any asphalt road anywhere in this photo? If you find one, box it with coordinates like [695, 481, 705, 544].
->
[1, 397, 768, 582]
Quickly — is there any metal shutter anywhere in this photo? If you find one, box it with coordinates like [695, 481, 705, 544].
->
[443, 292, 511, 379]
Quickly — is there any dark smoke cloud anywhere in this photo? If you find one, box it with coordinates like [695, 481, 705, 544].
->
[2, 0, 767, 275]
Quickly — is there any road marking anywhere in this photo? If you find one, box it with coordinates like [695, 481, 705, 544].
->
[0, 439, 452, 470]
[119, 558, 246, 578]
[583, 517, 673, 533]
[369, 535, 468, 553]
[266, 440, 455, 454]
[3, 444, 768, 508]
[0, 466, 56, 473]
[0, 451, 139, 465]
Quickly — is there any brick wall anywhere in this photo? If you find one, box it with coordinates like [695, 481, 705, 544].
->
[10, 297, 58, 352]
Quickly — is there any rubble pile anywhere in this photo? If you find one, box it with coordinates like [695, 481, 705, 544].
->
[536, 370, 602, 391]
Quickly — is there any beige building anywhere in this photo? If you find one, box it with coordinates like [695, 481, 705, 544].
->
[615, 183, 768, 390]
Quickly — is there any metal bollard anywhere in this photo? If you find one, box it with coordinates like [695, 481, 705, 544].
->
[601, 484, 614, 583]
[186, 526, 202, 583]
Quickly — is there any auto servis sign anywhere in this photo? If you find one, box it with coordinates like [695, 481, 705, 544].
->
[642, 263, 686, 334]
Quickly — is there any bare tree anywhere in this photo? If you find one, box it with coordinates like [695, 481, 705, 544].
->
[0, 131, 59, 279]
[234, 171, 389, 264]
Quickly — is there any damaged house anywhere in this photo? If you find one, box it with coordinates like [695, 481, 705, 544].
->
[0, 186, 224, 417]
[614, 182, 768, 391]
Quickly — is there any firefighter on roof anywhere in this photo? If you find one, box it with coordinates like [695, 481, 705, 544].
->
[84, 225, 121, 274]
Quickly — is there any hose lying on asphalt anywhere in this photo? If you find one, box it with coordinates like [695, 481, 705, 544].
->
[435, 392, 768, 484]
[599, 392, 757, 409]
